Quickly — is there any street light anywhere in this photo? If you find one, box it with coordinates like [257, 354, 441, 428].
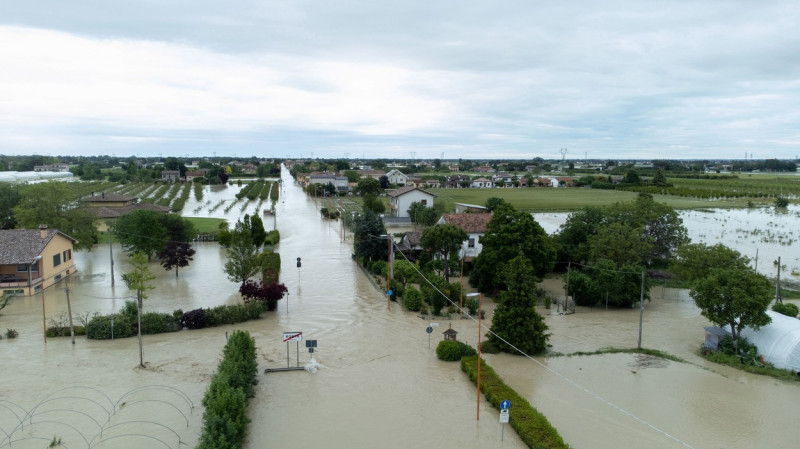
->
[380, 234, 392, 309]
[466, 292, 482, 421]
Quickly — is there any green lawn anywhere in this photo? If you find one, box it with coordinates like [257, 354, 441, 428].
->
[428, 187, 747, 212]
[185, 217, 227, 233]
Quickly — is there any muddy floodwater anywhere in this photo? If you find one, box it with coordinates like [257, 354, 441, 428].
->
[2, 170, 800, 448]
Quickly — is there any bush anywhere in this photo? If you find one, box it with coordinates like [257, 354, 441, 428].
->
[260, 251, 281, 284]
[402, 287, 423, 311]
[5, 328, 18, 339]
[181, 308, 207, 329]
[389, 282, 404, 302]
[86, 314, 135, 340]
[465, 298, 478, 315]
[121, 300, 139, 317]
[264, 230, 280, 246]
[205, 302, 267, 327]
[437, 340, 462, 361]
[197, 330, 257, 449]
[457, 341, 477, 358]
[370, 260, 386, 276]
[139, 312, 180, 334]
[46, 326, 87, 337]
[461, 356, 569, 449]
[773, 302, 799, 318]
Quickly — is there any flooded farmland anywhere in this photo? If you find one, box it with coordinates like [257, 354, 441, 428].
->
[2, 171, 799, 448]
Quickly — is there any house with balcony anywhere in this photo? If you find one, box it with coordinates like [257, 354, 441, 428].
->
[0, 226, 77, 296]
[436, 213, 492, 261]
[470, 177, 493, 188]
[161, 170, 181, 182]
[386, 169, 408, 186]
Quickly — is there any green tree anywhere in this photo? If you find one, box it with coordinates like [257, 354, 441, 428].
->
[13, 181, 96, 250]
[355, 177, 382, 196]
[672, 243, 750, 283]
[488, 254, 549, 354]
[652, 169, 668, 187]
[690, 267, 772, 346]
[470, 203, 555, 293]
[589, 222, 653, 268]
[223, 222, 260, 287]
[484, 197, 506, 212]
[122, 251, 156, 368]
[352, 210, 387, 262]
[392, 259, 419, 286]
[407, 201, 441, 228]
[343, 170, 361, 183]
[0, 183, 21, 229]
[249, 214, 267, 248]
[114, 210, 196, 259]
[362, 194, 385, 214]
[420, 224, 467, 283]
[554, 206, 605, 264]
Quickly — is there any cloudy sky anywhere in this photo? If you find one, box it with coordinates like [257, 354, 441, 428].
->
[1, 1, 799, 160]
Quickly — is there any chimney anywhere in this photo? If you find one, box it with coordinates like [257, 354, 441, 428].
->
[39, 224, 48, 239]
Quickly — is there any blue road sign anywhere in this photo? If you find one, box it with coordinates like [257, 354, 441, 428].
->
[426, 326, 433, 334]
[387, 289, 393, 296]
[500, 399, 510, 410]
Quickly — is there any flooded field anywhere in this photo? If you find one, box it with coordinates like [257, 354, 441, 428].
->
[2, 172, 799, 448]
[535, 206, 800, 279]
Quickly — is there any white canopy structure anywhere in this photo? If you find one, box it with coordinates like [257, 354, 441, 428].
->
[0, 171, 74, 183]
[740, 310, 800, 372]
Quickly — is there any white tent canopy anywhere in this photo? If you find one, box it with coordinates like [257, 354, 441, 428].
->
[0, 171, 74, 183]
[740, 310, 800, 372]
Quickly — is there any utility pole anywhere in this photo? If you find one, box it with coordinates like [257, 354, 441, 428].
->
[637, 270, 645, 349]
[776, 256, 782, 303]
[109, 227, 115, 287]
[65, 277, 75, 345]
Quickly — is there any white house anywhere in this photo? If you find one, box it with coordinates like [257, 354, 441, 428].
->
[470, 177, 493, 188]
[388, 186, 435, 218]
[309, 172, 349, 192]
[437, 213, 492, 261]
[386, 169, 408, 186]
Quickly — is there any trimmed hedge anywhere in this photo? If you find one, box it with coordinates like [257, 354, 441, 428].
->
[264, 230, 280, 246]
[46, 326, 87, 338]
[86, 314, 135, 340]
[197, 330, 258, 449]
[461, 356, 571, 449]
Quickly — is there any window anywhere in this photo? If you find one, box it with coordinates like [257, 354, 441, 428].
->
[53, 253, 61, 267]
[67, 249, 72, 261]
[468, 238, 475, 248]
[16, 264, 27, 272]
[18, 263, 39, 272]
[421, 199, 427, 206]
[54, 274, 62, 282]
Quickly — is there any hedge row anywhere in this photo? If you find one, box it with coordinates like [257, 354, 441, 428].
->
[197, 330, 258, 449]
[461, 356, 571, 449]
[84, 301, 267, 339]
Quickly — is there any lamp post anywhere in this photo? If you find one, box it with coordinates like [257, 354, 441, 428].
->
[28, 255, 44, 342]
[466, 292, 482, 420]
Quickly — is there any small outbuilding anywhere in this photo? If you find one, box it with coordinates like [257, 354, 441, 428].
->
[703, 326, 730, 350]
[740, 310, 800, 372]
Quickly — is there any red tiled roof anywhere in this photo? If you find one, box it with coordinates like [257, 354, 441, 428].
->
[91, 203, 172, 218]
[84, 192, 137, 203]
[440, 213, 492, 233]
[387, 185, 435, 197]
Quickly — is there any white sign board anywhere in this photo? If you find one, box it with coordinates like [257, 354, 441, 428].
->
[283, 331, 303, 342]
[499, 409, 509, 423]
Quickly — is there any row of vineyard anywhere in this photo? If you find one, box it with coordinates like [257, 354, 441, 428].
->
[621, 176, 800, 200]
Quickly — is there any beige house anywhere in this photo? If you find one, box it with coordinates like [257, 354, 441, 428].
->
[0, 226, 77, 296]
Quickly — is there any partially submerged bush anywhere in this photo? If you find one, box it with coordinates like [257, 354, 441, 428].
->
[773, 302, 799, 318]
[402, 286, 423, 311]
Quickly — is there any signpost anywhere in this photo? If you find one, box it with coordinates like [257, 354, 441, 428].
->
[426, 326, 433, 349]
[283, 331, 303, 367]
[499, 399, 510, 441]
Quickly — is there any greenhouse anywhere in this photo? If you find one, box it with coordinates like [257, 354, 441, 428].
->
[740, 310, 800, 372]
[0, 171, 74, 183]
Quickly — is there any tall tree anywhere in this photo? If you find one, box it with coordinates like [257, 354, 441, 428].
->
[122, 251, 156, 368]
[13, 181, 96, 250]
[249, 214, 267, 248]
[690, 267, 772, 346]
[0, 183, 21, 229]
[470, 203, 555, 293]
[223, 222, 260, 286]
[352, 210, 387, 262]
[488, 254, 549, 354]
[589, 222, 653, 268]
[159, 241, 195, 277]
[673, 243, 751, 283]
[355, 177, 382, 196]
[420, 224, 467, 282]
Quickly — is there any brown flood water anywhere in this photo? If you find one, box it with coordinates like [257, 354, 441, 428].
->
[2, 168, 799, 448]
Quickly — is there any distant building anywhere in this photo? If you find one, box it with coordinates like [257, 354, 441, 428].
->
[437, 213, 492, 261]
[161, 170, 181, 182]
[33, 164, 70, 172]
[0, 226, 77, 296]
[388, 186, 435, 218]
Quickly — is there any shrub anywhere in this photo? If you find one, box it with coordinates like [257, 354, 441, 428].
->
[461, 356, 569, 449]
[457, 341, 477, 357]
[86, 314, 135, 340]
[465, 298, 478, 315]
[775, 196, 789, 208]
[389, 282, 404, 302]
[402, 287, 423, 311]
[436, 340, 462, 361]
[370, 260, 386, 276]
[260, 252, 281, 284]
[5, 329, 18, 339]
[46, 326, 87, 337]
[773, 302, 799, 318]
[121, 300, 139, 317]
[264, 230, 280, 246]
[197, 330, 257, 449]
[139, 312, 180, 334]
[181, 308, 207, 329]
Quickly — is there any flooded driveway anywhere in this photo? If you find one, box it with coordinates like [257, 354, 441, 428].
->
[2, 171, 799, 448]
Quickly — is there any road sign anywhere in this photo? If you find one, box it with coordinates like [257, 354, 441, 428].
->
[283, 331, 303, 342]
[499, 409, 509, 423]
[430, 322, 440, 327]
[387, 289, 393, 296]
[426, 326, 433, 334]
[500, 399, 510, 410]
[305, 340, 317, 348]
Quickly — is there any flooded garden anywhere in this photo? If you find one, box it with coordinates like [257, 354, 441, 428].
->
[2, 170, 799, 448]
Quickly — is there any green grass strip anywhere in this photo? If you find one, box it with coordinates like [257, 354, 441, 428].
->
[461, 356, 571, 449]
